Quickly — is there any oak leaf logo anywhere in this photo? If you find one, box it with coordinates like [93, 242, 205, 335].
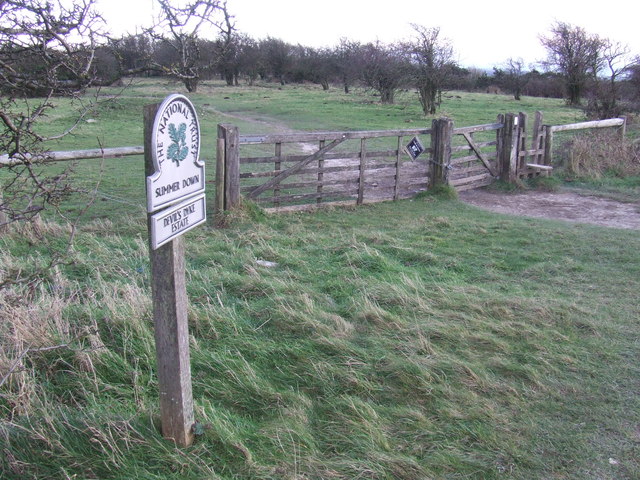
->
[167, 123, 189, 166]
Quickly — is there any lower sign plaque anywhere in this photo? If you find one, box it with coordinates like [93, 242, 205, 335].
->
[150, 193, 206, 250]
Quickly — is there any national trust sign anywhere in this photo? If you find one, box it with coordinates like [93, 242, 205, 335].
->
[147, 94, 206, 250]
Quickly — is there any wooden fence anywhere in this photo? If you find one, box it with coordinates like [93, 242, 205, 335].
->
[216, 124, 434, 213]
[217, 113, 532, 212]
[0, 112, 627, 228]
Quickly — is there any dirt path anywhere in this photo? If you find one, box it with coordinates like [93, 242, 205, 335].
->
[202, 106, 317, 153]
[458, 189, 640, 230]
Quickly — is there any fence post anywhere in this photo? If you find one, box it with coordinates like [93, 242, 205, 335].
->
[618, 116, 627, 139]
[430, 117, 453, 187]
[215, 125, 226, 223]
[357, 138, 367, 205]
[518, 112, 528, 174]
[531, 111, 544, 164]
[543, 125, 554, 167]
[215, 124, 240, 217]
[499, 113, 518, 183]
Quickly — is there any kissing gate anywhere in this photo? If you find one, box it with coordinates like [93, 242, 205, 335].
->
[214, 112, 554, 215]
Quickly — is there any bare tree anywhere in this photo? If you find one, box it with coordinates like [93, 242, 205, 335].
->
[587, 39, 633, 118]
[540, 22, 602, 106]
[150, 0, 234, 92]
[294, 46, 336, 90]
[404, 25, 455, 115]
[334, 38, 362, 94]
[505, 57, 526, 101]
[211, 3, 238, 86]
[0, 0, 113, 290]
[1, 0, 106, 228]
[260, 37, 293, 85]
[360, 41, 409, 104]
[110, 33, 156, 77]
[0, 0, 105, 98]
[236, 35, 262, 85]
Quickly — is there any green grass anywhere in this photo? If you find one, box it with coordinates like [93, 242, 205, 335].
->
[2, 196, 639, 479]
[32, 78, 584, 155]
[1, 79, 639, 479]
[563, 175, 640, 202]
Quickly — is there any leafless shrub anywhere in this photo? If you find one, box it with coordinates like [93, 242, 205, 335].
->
[565, 130, 640, 178]
[0, 0, 112, 290]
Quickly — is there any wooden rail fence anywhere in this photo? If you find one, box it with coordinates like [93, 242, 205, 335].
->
[0, 112, 627, 228]
[217, 114, 526, 212]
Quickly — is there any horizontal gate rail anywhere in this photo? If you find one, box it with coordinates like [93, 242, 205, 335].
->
[246, 137, 348, 199]
[0, 146, 144, 166]
[238, 128, 433, 145]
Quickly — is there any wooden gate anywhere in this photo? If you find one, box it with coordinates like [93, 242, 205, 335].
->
[215, 113, 554, 215]
[448, 121, 503, 191]
[217, 126, 436, 212]
[447, 111, 557, 190]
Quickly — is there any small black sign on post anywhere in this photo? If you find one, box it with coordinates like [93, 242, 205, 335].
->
[404, 136, 425, 160]
[144, 94, 206, 447]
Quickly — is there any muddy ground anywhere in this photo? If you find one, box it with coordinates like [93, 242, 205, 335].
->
[458, 189, 640, 230]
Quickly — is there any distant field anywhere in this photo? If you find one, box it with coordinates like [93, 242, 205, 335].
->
[1, 79, 639, 480]
[6, 77, 594, 222]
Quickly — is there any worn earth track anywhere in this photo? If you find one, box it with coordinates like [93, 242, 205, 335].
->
[459, 189, 640, 230]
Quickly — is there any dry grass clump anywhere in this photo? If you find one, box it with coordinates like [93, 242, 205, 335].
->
[0, 275, 95, 417]
[565, 131, 640, 178]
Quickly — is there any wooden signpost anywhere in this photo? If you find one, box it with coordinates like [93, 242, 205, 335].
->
[144, 94, 205, 447]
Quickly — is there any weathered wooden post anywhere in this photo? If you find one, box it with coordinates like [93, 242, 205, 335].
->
[357, 138, 367, 205]
[543, 125, 554, 168]
[518, 112, 528, 174]
[499, 113, 519, 183]
[394, 136, 402, 201]
[216, 124, 240, 214]
[430, 117, 453, 187]
[618, 116, 627, 140]
[215, 124, 227, 222]
[530, 111, 544, 165]
[145, 94, 207, 447]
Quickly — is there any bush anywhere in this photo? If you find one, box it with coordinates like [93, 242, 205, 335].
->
[564, 131, 640, 179]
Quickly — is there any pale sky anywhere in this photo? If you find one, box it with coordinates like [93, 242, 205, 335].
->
[100, 0, 640, 69]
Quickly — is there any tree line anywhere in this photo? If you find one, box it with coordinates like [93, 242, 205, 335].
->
[3, 2, 640, 115]
[103, 22, 640, 119]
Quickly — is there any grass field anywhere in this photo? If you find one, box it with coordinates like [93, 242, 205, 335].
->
[8, 77, 626, 220]
[1, 79, 639, 479]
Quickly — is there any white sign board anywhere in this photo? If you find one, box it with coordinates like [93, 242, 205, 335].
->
[149, 193, 206, 250]
[147, 94, 204, 213]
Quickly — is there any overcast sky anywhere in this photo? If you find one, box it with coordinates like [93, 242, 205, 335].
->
[100, 0, 640, 69]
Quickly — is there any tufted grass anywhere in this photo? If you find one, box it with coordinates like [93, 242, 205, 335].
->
[1, 193, 639, 479]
